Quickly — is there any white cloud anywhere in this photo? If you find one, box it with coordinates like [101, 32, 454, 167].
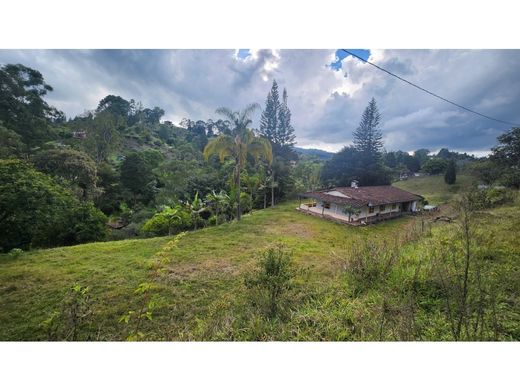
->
[1, 49, 519, 154]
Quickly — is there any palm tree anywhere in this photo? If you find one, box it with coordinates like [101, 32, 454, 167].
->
[204, 104, 273, 221]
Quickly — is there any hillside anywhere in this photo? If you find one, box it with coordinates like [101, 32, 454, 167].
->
[0, 202, 411, 340]
[1, 176, 519, 341]
[294, 146, 333, 160]
[393, 174, 476, 204]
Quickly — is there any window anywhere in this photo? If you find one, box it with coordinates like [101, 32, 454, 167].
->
[323, 201, 331, 209]
[368, 206, 374, 214]
[379, 205, 385, 212]
[393, 203, 398, 210]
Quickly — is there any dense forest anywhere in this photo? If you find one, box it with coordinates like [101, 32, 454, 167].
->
[1, 63, 519, 252]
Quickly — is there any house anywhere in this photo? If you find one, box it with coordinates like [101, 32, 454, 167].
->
[298, 181, 423, 225]
[72, 130, 87, 139]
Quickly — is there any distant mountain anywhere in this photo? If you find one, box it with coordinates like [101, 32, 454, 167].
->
[294, 146, 334, 160]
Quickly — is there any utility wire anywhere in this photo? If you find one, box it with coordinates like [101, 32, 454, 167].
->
[341, 49, 520, 127]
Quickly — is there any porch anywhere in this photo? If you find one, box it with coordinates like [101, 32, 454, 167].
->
[297, 203, 407, 226]
[297, 204, 364, 226]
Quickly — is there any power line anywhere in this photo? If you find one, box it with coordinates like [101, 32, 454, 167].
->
[341, 49, 520, 127]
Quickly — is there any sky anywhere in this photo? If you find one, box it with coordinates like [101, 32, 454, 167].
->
[1, 49, 519, 156]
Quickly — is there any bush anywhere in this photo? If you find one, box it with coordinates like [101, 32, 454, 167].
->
[141, 206, 193, 236]
[41, 284, 95, 341]
[0, 159, 108, 251]
[8, 248, 23, 258]
[245, 246, 297, 318]
[469, 187, 515, 210]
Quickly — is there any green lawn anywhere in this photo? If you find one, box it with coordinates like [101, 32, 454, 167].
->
[0, 202, 411, 340]
[393, 174, 476, 204]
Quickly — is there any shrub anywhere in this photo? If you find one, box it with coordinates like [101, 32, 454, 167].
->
[41, 284, 95, 341]
[141, 206, 192, 236]
[8, 248, 23, 258]
[469, 187, 515, 210]
[245, 246, 297, 319]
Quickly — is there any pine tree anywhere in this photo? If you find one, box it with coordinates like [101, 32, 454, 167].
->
[259, 80, 281, 143]
[444, 159, 457, 185]
[277, 88, 296, 148]
[353, 97, 384, 164]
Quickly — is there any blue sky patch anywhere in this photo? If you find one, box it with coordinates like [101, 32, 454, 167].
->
[331, 49, 370, 70]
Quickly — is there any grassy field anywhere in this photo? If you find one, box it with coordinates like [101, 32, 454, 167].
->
[393, 174, 476, 204]
[1, 176, 518, 341]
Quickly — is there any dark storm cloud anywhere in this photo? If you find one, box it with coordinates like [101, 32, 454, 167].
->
[1, 49, 519, 154]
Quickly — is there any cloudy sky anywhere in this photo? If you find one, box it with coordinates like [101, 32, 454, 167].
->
[1, 49, 519, 155]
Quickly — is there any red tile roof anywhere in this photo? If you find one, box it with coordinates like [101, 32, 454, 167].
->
[302, 186, 422, 207]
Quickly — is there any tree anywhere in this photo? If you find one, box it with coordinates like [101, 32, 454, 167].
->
[0, 64, 63, 146]
[467, 160, 502, 186]
[0, 123, 25, 159]
[491, 127, 520, 187]
[492, 127, 520, 167]
[120, 153, 157, 205]
[140, 107, 165, 125]
[205, 190, 231, 225]
[414, 148, 430, 166]
[259, 80, 281, 146]
[259, 82, 297, 205]
[353, 97, 384, 164]
[384, 151, 397, 168]
[437, 148, 452, 160]
[32, 148, 98, 200]
[422, 158, 448, 175]
[402, 153, 421, 172]
[444, 159, 457, 184]
[96, 95, 131, 118]
[83, 111, 123, 163]
[322, 147, 390, 187]
[203, 104, 272, 221]
[0, 159, 106, 251]
[276, 88, 297, 156]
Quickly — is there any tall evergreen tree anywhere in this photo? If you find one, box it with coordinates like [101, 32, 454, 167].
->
[259, 80, 281, 144]
[353, 97, 383, 164]
[444, 159, 457, 185]
[277, 88, 296, 150]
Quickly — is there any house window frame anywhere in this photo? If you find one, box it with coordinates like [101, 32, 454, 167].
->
[368, 206, 375, 214]
[379, 205, 385, 212]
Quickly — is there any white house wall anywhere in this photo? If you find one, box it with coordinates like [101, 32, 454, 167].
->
[317, 201, 404, 221]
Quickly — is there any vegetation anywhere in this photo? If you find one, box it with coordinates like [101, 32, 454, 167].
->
[203, 104, 273, 220]
[444, 159, 457, 184]
[0, 159, 107, 251]
[1, 61, 519, 341]
[323, 98, 390, 186]
[1, 180, 518, 340]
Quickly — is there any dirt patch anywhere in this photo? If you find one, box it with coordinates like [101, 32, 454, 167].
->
[166, 258, 240, 281]
[264, 222, 314, 239]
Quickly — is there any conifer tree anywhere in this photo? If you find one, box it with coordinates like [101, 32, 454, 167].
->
[277, 88, 296, 149]
[353, 97, 384, 164]
[444, 159, 457, 184]
[259, 80, 281, 143]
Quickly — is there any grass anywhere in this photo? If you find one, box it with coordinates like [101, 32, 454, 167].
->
[0, 201, 413, 340]
[393, 174, 476, 204]
[1, 175, 518, 340]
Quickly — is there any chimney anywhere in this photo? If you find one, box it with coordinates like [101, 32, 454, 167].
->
[351, 180, 359, 188]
